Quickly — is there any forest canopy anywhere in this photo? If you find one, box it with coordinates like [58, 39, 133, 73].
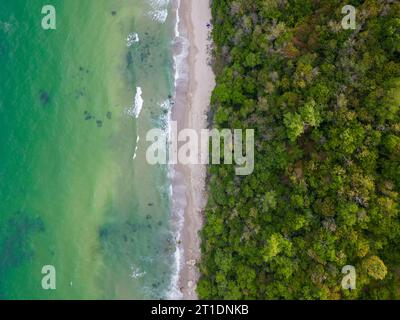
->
[198, 0, 400, 299]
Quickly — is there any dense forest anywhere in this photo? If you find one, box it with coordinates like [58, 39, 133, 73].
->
[198, 0, 400, 299]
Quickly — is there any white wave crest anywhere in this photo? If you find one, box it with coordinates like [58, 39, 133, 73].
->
[148, 0, 170, 23]
[132, 135, 140, 160]
[126, 87, 144, 119]
[127, 32, 139, 47]
[130, 265, 146, 279]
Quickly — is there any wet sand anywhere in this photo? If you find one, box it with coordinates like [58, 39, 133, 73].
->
[171, 0, 215, 300]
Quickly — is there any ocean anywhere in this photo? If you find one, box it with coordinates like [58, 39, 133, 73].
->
[0, 0, 181, 299]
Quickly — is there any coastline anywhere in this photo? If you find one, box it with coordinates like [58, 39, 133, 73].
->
[171, 0, 215, 300]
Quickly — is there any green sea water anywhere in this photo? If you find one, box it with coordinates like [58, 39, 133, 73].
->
[0, 0, 177, 299]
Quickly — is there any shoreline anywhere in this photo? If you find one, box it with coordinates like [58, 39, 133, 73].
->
[171, 0, 215, 300]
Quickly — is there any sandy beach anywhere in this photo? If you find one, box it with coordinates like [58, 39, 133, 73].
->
[171, 0, 215, 300]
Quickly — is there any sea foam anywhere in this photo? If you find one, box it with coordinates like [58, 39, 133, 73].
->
[148, 0, 169, 23]
[130, 265, 146, 279]
[132, 135, 140, 160]
[127, 32, 139, 47]
[166, 0, 187, 301]
[126, 87, 144, 119]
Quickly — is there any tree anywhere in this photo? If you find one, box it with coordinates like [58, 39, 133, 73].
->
[284, 112, 304, 142]
[362, 256, 388, 281]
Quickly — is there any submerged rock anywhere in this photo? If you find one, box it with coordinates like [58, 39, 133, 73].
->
[0, 211, 45, 271]
[106, 111, 112, 120]
[126, 52, 133, 67]
[84, 111, 93, 120]
[75, 90, 84, 98]
[96, 120, 103, 127]
[39, 91, 50, 105]
[98, 227, 109, 240]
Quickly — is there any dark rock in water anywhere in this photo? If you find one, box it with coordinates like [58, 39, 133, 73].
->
[79, 66, 84, 71]
[39, 91, 50, 105]
[111, 11, 117, 16]
[139, 45, 151, 63]
[168, 94, 172, 99]
[106, 111, 112, 120]
[148, 203, 154, 206]
[84, 111, 93, 120]
[75, 90, 84, 98]
[126, 52, 133, 67]
[96, 120, 103, 127]
[126, 221, 137, 230]
[146, 214, 152, 220]
[0, 211, 45, 270]
[98, 227, 109, 240]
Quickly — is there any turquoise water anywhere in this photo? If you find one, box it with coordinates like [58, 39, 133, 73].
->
[0, 0, 177, 299]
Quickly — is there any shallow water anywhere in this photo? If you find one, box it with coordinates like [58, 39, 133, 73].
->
[0, 0, 176, 299]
